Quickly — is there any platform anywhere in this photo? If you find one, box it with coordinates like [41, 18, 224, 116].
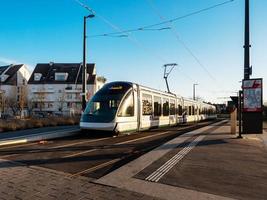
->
[96, 120, 267, 200]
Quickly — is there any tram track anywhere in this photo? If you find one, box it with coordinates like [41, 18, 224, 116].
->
[0, 120, 221, 179]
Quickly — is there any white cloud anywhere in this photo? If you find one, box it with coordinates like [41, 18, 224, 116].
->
[0, 56, 18, 65]
[0, 56, 33, 71]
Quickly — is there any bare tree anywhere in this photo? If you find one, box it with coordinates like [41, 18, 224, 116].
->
[2, 87, 18, 116]
[17, 85, 28, 118]
[33, 91, 46, 112]
[5, 96, 17, 116]
[58, 90, 66, 114]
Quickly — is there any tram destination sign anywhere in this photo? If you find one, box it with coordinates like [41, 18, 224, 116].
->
[242, 78, 263, 112]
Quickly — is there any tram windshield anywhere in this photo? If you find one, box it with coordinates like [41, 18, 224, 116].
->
[81, 82, 132, 123]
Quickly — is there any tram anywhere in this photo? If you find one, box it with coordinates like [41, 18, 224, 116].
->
[80, 81, 216, 133]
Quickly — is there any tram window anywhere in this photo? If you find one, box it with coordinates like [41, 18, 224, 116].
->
[184, 106, 187, 115]
[188, 106, 192, 115]
[117, 91, 134, 117]
[154, 96, 161, 117]
[192, 106, 195, 115]
[142, 94, 152, 115]
[170, 100, 175, 115]
[163, 98, 169, 116]
[178, 105, 183, 115]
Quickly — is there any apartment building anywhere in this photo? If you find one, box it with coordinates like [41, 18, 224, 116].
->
[0, 64, 31, 117]
[27, 62, 106, 116]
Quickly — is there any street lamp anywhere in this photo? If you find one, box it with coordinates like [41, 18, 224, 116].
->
[82, 14, 95, 111]
[193, 83, 198, 101]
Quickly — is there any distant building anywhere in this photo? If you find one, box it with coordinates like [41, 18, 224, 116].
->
[0, 64, 31, 117]
[27, 63, 106, 116]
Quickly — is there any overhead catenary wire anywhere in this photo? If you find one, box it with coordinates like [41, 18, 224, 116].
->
[74, 0, 170, 64]
[89, 0, 235, 38]
[73, 0, 232, 88]
[146, 0, 228, 90]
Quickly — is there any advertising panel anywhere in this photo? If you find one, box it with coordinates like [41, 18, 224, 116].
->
[242, 79, 262, 112]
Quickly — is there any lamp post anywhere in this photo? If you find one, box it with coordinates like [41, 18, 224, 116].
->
[193, 83, 198, 101]
[82, 14, 95, 111]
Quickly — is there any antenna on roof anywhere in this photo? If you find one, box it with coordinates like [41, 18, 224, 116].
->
[163, 63, 177, 93]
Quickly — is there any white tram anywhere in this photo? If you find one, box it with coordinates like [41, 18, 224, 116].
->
[80, 81, 216, 133]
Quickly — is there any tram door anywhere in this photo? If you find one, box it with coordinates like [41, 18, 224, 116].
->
[140, 92, 153, 130]
[116, 87, 138, 132]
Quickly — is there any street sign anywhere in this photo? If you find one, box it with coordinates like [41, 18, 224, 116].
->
[242, 79, 262, 112]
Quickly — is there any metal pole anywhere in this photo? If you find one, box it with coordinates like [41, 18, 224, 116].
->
[193, 84, 198, 100]
[244, 0, 251, 80]
[82, 16, 87, 111]
[165, 78, 170, 93]
[238, 90, 243, 138]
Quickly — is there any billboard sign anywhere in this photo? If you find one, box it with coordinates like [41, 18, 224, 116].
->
[242, 79, 263, 112]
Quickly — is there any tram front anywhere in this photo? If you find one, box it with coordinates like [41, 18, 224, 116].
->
[80, 81, 133, 132]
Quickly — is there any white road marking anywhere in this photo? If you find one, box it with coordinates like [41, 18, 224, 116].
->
[145, 135, 205, 182]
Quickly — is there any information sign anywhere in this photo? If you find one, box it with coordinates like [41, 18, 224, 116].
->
[242, 79, 262, 112]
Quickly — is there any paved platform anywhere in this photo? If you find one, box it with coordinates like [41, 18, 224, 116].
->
[96, 120, 267, 200]
[0, 120, 267, 200]
[0, 159, 157, 200]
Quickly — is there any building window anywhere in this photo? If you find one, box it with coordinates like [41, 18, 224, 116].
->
[55, 73, 68, 81]
[163, 98, 169, 116]
[117, 90, 134, 117]
[170, 100, 175, 115]
[153, 96, 161, 117]
[34, 73, 42, 81]
[142, 94, 152, 115]
[67, 94, 72, 100]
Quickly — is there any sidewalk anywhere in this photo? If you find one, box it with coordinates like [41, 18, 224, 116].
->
[0, 125, 80, 147]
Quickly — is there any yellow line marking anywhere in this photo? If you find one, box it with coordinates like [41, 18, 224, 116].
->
[116, 131, 170, 145]
[52, 137, 110, 149]
[69, 158, 121, 177]
[62, 131, 172, 158]
[62, 149, 97, 158]
[0, 142, 37, 150]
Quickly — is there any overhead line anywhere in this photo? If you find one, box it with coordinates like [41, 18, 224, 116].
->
[89, 0, 235, 38]
[74, 0, 197, 83]
[146, 0, 227, 88]
[74, 0, 169, 63]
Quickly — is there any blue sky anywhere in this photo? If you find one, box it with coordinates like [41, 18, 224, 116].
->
[0, 0, 266, 103]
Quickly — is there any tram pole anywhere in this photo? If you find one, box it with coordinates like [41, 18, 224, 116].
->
[244, 0, 251, 80]
[193, 83, 198, 101]
[82, 14, 95, 111]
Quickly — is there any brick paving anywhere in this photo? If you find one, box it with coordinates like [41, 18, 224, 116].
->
[0, 159, 159, 200]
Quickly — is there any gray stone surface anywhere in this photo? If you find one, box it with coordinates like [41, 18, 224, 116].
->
[0, 159, 159, 200]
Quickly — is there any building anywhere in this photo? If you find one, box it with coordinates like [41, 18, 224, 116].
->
[0, 64, 31, 117]
[27, 63, 106, 116]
